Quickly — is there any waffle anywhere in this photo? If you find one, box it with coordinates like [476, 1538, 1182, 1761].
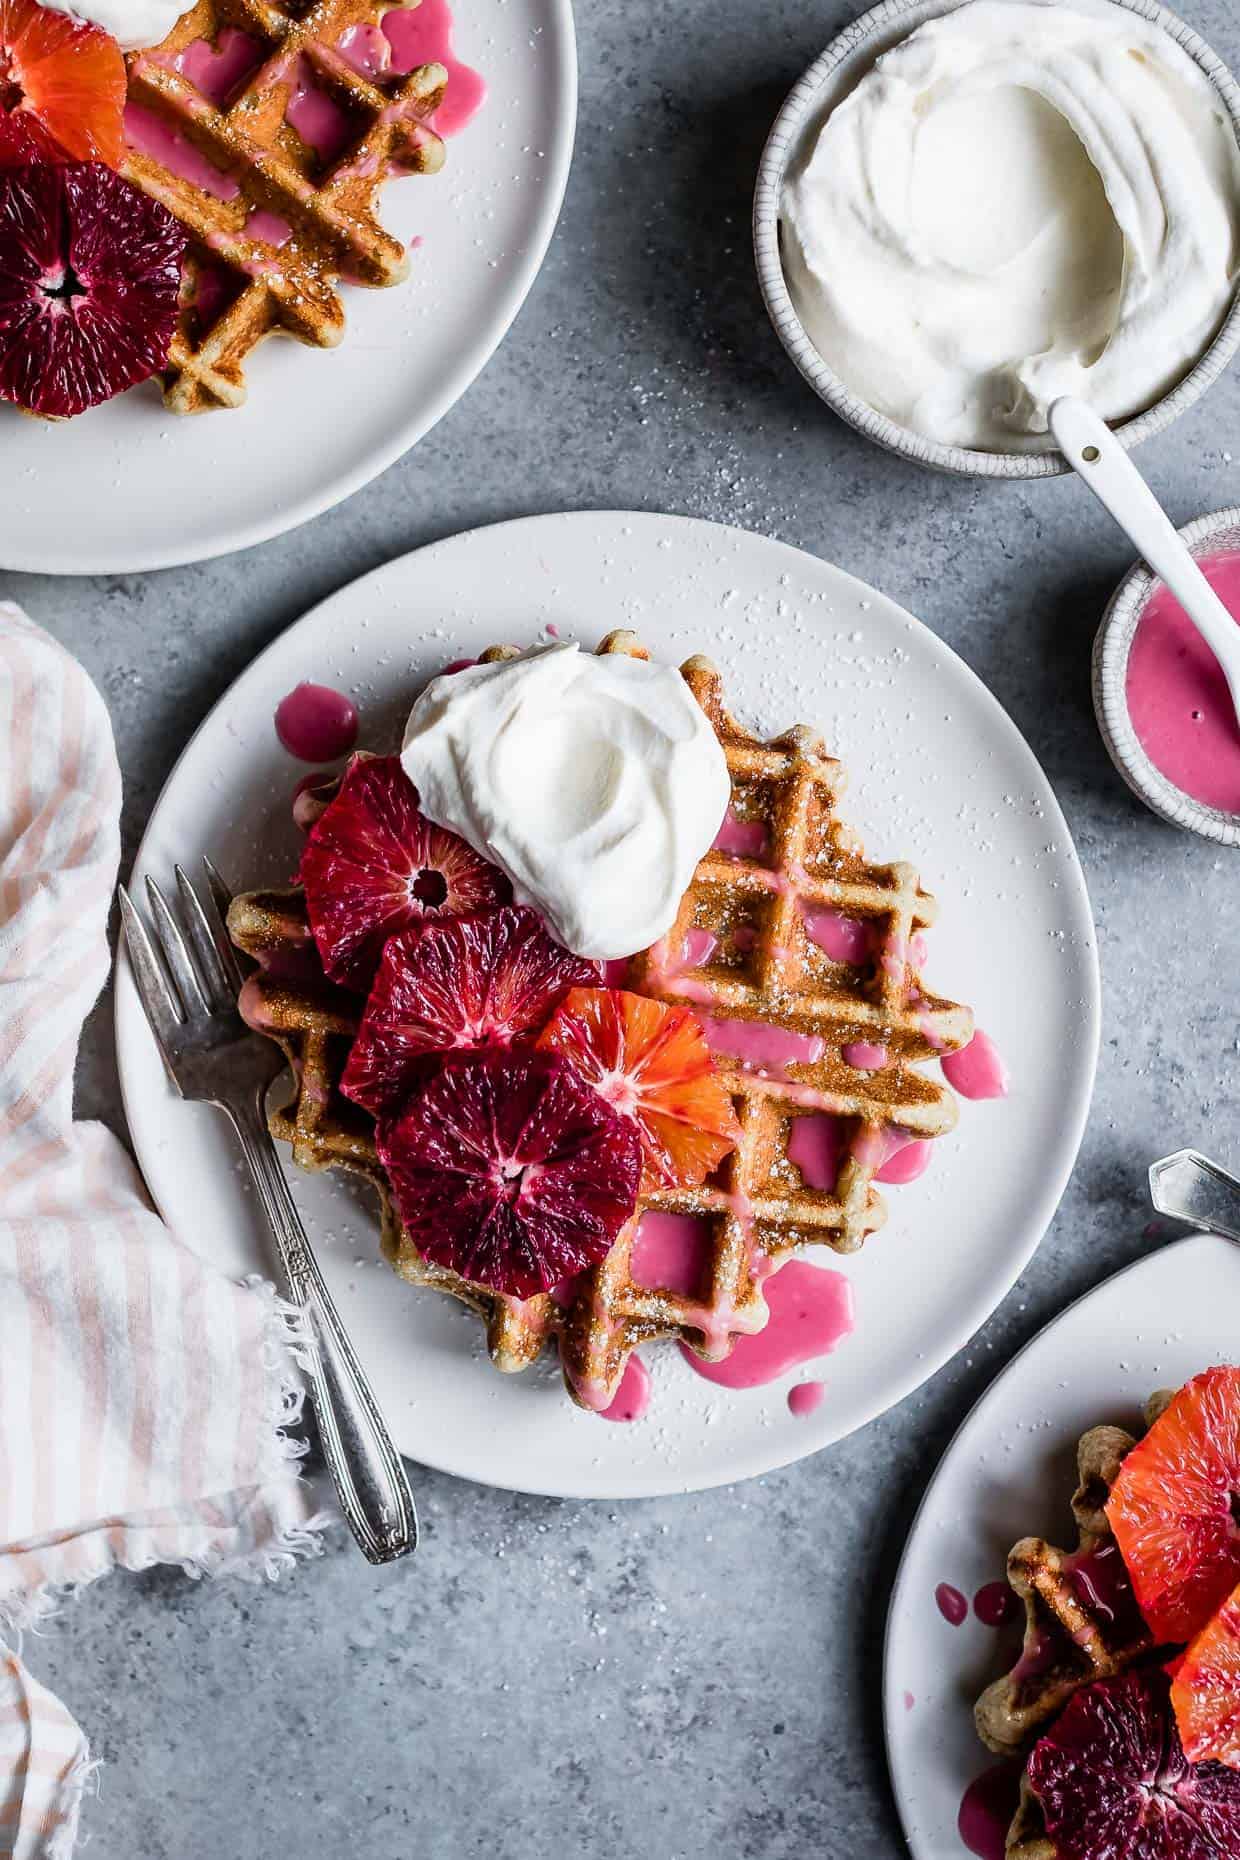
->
[229, 632, 974, 1410]
[122, 0, 447, 412]
[975, 1401, 1171, 1860]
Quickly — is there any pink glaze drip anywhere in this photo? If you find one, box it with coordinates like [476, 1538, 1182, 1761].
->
[337, 21, 390, 77]
[909, 931, 929, 967]
[942, 1029, 1009, 1102]
[1126, 550, 1240, 811]
[974, 1580, 1019, 1628]
[842, 1040, 888, 1071]
[679, 1261, 854, 1389]
[958, 1764, 1023, 1860]
[274, 683, 358, 761]
[789, 1114, 932, 1190]
[382, 0, 486, 137]
[599, 1353, 651, 1423]
[875, 1137, 931, 1185]
[247, 207, 292, 247]
[124, 102, 241, 200]
[712, 805, 768, 860]
[702, 1015, 824, 1071]
[285, 57, 354, 162]
[802, 905, 871, 963]
[936, 1582, 968, 1627]
[631, 1212, 711, 1299]
[174, 28, 263, 107]
[787, 1380, 826, 1418]
[681, 927, 717, 967]
[903, 1690, 915, 1712]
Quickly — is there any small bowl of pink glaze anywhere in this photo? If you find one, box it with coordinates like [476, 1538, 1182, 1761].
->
[1094, 505, 1240, 843]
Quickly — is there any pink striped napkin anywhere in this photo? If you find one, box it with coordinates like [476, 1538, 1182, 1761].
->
[0, 603, 327, 1859]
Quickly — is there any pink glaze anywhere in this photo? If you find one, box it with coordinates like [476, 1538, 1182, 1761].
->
[274, 683, 358, 761]
[842, 1040, 888, 1071]
[909, 931, 929, 967]
[174, 28, 263, 107]
[936, 1582, 968, 1627]
[1126, 550, 1240, 811]
[942, 1029, 1009, 1102]
[712, 805, 768, 860]
[599, 1353, 651, 1423]
[875, 1137, 931, 1185]
[958, 1764, 1022, 1860]
[702, 1015, 824, 1071]
[903, 1690, 915, 1712]
[974, 1580, 1019, 1628]
[679, 1261, 854, 1389]
[337, 21, 390, 77]
[682, 927, 717, 967]
[788, 1114, 846, 1191]
[789, 1114, 932, 1190]
[247, 207, 292, 247]
[285, 57, 354, 162]
[631, 1212, 711, 1299]
[787, 1380, 826, 1418]
[802, 905, 871, 963]
[382, 0, 486, 137]
[124, 103, 241, 200]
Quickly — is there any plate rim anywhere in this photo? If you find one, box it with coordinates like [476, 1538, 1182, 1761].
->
[114, 508, 1102, 1498]
[0, 0, 578, 578]
[881, 1229, 1233, 1856]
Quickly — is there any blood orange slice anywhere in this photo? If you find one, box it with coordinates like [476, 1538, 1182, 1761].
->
[1107, 1366, 1240, 1645]
[1174, 1581, 1240, 1768]
[0, 0, 125, 168]
[536, 985, 741, 1191]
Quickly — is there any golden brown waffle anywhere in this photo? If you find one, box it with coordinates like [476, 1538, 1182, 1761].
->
[122, 0, 447, 412]
[978, 1396, 1171, 1858]
[229, 632, 973, 1410]
[975, 1405, 1163, 1759]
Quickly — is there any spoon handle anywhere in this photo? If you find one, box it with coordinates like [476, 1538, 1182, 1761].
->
[1149, 1148, 1240, 1244]
[1049, 396, 1240, 701]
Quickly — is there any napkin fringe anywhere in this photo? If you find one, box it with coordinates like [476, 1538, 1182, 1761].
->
[1, 1278, 335, 1635]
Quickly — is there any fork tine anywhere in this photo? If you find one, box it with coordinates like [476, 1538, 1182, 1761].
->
[200, 856, 245, 994]
[145, 876, 209, 1020]
[174, 864, 234, 1010]
[118, 885, 183, 1059]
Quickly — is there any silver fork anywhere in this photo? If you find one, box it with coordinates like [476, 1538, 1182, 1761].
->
[118, 859, 418, 1565]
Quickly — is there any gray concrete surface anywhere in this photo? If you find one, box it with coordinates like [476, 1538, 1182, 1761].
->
[5, 1, 1240, 1854]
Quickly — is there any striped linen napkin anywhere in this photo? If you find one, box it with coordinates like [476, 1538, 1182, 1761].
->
[0, 604, 327, 1859]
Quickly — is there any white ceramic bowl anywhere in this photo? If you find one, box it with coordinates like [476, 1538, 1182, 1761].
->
[753, 0, 1240, 480]
[1093, 504, 1240, 843]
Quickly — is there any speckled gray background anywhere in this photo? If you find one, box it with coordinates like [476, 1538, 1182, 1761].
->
[5, 1, 1240, 1855]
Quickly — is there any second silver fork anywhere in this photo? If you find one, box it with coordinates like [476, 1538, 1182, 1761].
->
[119, 859, 418, 1566]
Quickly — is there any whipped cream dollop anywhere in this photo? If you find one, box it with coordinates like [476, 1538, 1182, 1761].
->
[47, 0, 189, 51]
[781, 0, 1240, 450]
[400, 644, 730, 961]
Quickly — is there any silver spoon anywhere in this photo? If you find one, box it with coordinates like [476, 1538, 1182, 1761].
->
[1149, 1148, 1240, 1242]
[1050, 396, 1240, 733]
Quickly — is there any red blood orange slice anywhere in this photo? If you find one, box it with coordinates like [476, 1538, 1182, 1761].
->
[377, 1050, 642, 1298]
[1107, 1367, 1240, 1644]
[1174, 1581, 1240, 1768]
[0, 0, 125, 167]
[536, 985, 741, 1191]
[299, 755, 509, 990]
[341, 905, 598, 1116]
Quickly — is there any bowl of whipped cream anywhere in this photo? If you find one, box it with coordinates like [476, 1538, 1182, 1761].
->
[754, 0, 1240, 478]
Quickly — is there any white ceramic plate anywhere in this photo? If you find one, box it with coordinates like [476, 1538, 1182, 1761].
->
[115, 510, 1100, 1499]
[0, 0, 575, 576]
[884, 1232, 1240, 1858]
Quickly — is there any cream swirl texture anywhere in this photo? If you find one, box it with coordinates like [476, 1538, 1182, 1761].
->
[781, 0, 1240, 451]
[45, 0, 191, 48]
[400, 644, 731, 961]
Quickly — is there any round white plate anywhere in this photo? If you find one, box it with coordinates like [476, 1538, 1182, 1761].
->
[0, 0, 575, 576]
[884, 1232, 1240, 1858]
[115, 510, 1100, 1499]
